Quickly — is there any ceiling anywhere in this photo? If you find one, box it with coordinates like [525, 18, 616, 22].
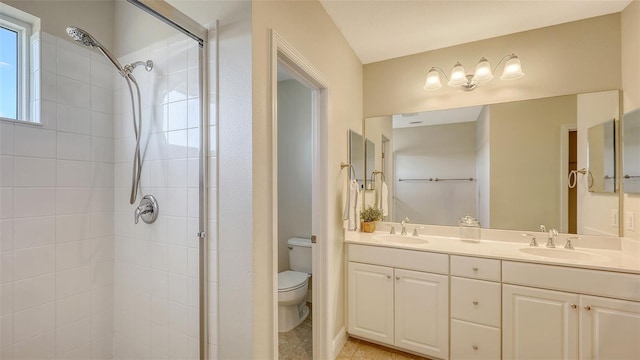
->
[392, 105, 484, 129]
[318, 0, 632, 64]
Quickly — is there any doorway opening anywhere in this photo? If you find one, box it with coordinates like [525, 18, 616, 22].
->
[568, 130, 578, 233]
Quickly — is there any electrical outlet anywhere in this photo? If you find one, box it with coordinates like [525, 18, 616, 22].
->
[625, 211, 635, 232]
[611, 209, 618, 227]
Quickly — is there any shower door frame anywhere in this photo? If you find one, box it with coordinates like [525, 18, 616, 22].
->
[125, 1, 212, 358]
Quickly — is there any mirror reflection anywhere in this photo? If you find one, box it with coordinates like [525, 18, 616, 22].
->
[364, 91, 621, 236]
[349, 130, 365, 188]
[587, 120, 616, 193]
[623, 108, 640, 194]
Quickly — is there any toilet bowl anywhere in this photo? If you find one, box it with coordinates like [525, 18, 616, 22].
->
[278, 270, 310, 332]
[278, 237, 313, 333]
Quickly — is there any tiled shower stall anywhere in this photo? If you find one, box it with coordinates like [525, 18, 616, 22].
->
[0, 5, 218, 359]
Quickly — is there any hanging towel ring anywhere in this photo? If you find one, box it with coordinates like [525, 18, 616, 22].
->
[340, 162, 357, 181]
[568, 168, 593, 189]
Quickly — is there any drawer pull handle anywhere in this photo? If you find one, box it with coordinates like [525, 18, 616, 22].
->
[472, 267, 479, 271]
[473, 345, 479, 350]
[570, 304, 577, 309]
[584, 305, 591, 311]
[473, 300, 479, 306]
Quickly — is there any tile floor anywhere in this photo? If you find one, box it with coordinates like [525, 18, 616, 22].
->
[336, 337, 429, 360]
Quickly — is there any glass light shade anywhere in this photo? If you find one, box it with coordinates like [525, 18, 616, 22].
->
[501, 56, 524, 80]
[473, 57, 494, 83]
[424, 68, 443, 90]
[448, 62, 467, 87]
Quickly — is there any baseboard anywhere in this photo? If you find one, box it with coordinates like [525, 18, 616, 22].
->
[332, 326, 347, 359]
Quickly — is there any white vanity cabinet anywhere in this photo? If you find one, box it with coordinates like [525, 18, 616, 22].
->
[502, 261, 640, 360]
[347, 244, 449, 359]
[450, 256, 502, 360]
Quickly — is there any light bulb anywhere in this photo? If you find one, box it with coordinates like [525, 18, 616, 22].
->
[473, 57, 494, 83]
[501, 55, 524, 80]
[424, 68, 442, 90]
[448, 62, 467, 87]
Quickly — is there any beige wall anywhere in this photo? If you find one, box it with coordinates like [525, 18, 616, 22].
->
[489, 95, 576, 231]
[622, 0, 640, 240]
[4, 0, 114, 49]
[363, 14, 621, 117]
[253, 0, 363, 356]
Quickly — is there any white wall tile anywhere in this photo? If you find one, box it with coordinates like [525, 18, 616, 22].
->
[12, 274, 55, 312]
[56, 240, 91, 271]
[13, 302, 55, 342]
[56, 214, 91, 243]
[168, 245, 187, 276]
[91, 85, 114, 114]
[56, 266, 91, 298]
[188, 188, 199, 219]
[168, 100, 188, 131]
[12, 330, 55, 359]
[187, 98, 199, 129]
[57, 160, 92, 187]
[187, 127, 199, 158]
[92, 111, 114, 138]
[13, 216, 55, 249]
[56, 188, 91, 215]
[57, 132, 91, 161]
[91, 60, 114, 89]
[91, 188, 114, 213]
[0, 156, 14, 187]
[168, 39, 188, 74]
[57, 47, 90, 82]
[150, 242, 168, 271]
[41, 71, 57, 102]
[0, 314, 12, 348]
[40, 100, 58, 130]
[91, 261, 114, 288]
[0, 189, 13, 220]
[57, 75, 90, 108]
[92, 213, 114, 238]
[168, 273, 187, 305]
[187, 248, 199, 279]
[168, 71, 188, 103]
[91, 310, 114, 341]
[12, 188, 55, 218]
[91, 162, 114, 187]
[0, 252, 12, 283]
[151, 323, 169, 358]
[0, 122, 15, 155]
[57, 104, 91, 135]
[13, 245, 55, 281]
[13, 157, 56, 187]
[0, 283, 12, 316]
[56, 319, 90, 356]
[150, 269, 168, 299]
[168, 302, 188, 335]
[166, 188, 187, 217]
[169, 330, 189, 360]
[56, 291, 90, 327]
[168, 159, 188, 188]
[91, 136, 115, 163]
[41, 40, 57, 73]
[14, 125, 56, 158]
[59, 343, 91, 360]
[188, 67, 198, 99]
[166, 217, 187, 246]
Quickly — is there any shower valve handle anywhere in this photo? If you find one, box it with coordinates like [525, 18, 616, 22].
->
[134, 195, 159, 225]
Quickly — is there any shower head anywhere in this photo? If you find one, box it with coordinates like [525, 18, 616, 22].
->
[66, 26, 98, 47]
[66, 26, 126, 76]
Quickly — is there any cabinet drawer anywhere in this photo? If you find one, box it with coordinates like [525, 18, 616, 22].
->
[451, 319, 501, 360]
[348, 244, 449, 274]
[451, 255, 501, 282]
[451, 277, 501, 327]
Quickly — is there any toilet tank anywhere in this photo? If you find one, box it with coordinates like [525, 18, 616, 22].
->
[288, 237, 312, 274]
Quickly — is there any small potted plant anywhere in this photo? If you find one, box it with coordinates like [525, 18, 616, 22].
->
[360, 206, 384, 233]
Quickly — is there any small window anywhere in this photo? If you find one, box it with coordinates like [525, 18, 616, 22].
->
[0, 12, 33, 122]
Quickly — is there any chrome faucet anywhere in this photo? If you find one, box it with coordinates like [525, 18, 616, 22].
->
[134, 202, 153, 224]
[401, 217, 410, 235]
[565, 236, 579, 250]
[523, 233, 538, 247]
[389, 226, 396, 235]
[412, 227, 419, 237]
[546, 228, 558, 248]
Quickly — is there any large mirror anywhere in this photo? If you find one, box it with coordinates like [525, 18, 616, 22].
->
[587, 120, 616, 193]
[623, 108, 640, 194]
[349, 130, 365, 188]
[364, 90, 621, 236]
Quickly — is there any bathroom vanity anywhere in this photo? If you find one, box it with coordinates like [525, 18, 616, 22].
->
[345, 227, 640, 360]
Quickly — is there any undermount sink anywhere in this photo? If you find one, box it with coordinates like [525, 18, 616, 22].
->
[372, 234, 429, 245]
[519, 247, 607, 262]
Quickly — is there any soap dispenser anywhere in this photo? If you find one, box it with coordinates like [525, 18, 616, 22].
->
[459, 215, 481, 241]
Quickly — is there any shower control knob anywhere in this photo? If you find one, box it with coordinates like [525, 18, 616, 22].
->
[135, 195, 159, 224]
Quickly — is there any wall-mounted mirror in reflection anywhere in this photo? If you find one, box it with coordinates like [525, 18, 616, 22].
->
[364, 90, 621, 236]
[623, 108, 640, 194]
[365, 138, 376, 189]
[587, 120, 616, 193]
[349, 130, 364, 188]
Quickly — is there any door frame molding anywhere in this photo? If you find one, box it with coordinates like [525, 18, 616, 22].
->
[269, 29, 330, 359]
[560, 124, 577, 233]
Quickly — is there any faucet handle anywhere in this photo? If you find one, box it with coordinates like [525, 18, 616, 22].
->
[402, 217, 410, 225]
[522, 233, 538, 247]
[390, 226, 396, 235]
[565, 236, 580, 250]
[539, 225, 546, 232]
[412, 227, 419, 237]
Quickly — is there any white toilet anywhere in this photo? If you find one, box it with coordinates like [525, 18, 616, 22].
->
[278, 237, 312, 333]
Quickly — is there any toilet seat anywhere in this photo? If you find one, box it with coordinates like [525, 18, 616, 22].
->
[278, 270, 309, 292]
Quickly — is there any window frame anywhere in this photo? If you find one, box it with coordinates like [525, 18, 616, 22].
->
[0, 13, 31, 122]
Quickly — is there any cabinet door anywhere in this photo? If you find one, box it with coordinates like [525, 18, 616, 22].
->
[394, 268, 449, 359]
[348, 262, 394, 345]
[580, 295, 640, 359]
[503, 284, 579, 360]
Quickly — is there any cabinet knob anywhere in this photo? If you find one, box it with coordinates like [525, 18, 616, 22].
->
[386, 275, 391, 279]
[584, 305, 591, 311]
[472, 267, 479, 271]
[570, 304, 577, 309]
[472, 345, 479, 350]
[396, 276, 400, 280]
[473, 300, 479, 306]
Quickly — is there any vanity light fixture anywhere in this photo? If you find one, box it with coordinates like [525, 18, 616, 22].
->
[424, 53, 524, 91]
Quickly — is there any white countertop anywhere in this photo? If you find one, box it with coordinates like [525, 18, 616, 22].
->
[345, 225, 640, 275]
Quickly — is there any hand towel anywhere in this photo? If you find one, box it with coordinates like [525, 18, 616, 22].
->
[354, 186, 362, 231]
[343, 179, 359, 230]
[380, 181, 389, 217]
